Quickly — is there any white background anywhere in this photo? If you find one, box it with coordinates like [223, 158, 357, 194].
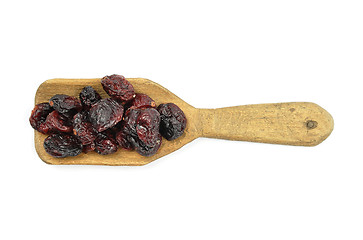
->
[0, 1, 362, 239]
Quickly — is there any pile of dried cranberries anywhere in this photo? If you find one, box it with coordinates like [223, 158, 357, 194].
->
[30, 75, 187, 158]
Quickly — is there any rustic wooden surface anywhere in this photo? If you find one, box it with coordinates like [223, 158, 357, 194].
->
[34, 78, 334, 166]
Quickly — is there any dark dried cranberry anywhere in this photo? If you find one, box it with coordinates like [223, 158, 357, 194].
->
[107, 121, 123, 136]
[33, 74, 188, 159]
[83, 142, 95, 153]
[157, 103, 187, 140]
[136, 133, 162, 157]
[135, 108, 162, 156]
[115, 128, 134, 150]
[117, 108, 162, 156]
[44, 133, 82, 158]
[101, 74, 135, 102]
[89, 98, 124, 132]
[116, 108, 140, 150]
[79, 86, 102, 109]
[124, 108, 141, 127]
[40, 110, 73, 134]
[73, 112, 97, 146]
[94, 131, 118, 155]
[49, 94, 82, 115]
[127, 93, 156, 109]
[29, 102, 53, 133]
[136, 108, 160, 145]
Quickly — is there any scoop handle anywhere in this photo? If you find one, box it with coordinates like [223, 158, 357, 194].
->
[198, 102, 333, 146]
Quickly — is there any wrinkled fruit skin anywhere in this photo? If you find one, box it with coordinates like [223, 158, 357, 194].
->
[89, 98, 124, 132]
[115, 128, 134, 150]
[50, 94, 82, 115]
[135, 108, 162, 156]
[115, 109, 139, 150]
[136, 108, 161, 145]
[79, 86, 102, 110]
[127, 93, 156, 109]
[116, 108, 140, 150]
[101, 74, 135, 102]
[31, 74, 188, 159]
[117, 108, 162, 156]
[136, 133, 162, 157]
[82, 143, 95, 153]
[29, 103, 53, 133]
[73, 112, 97, 146]
[43, 134, 82, 158]
[157, 103, 187, 140]
[94, 131, 118, 155]
[40, 110, 73, 134]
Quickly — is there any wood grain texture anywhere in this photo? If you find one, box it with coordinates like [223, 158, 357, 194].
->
[34, 78, 334, 166]
[199, 103, 333, 146]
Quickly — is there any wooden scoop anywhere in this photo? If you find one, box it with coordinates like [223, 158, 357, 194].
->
[34, 78, 334, 166]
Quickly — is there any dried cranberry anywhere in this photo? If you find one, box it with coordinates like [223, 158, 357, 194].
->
[116, 108, 140, 150]
[29, 102, 53, 133]
[107, 121, 123, 136]
[79, 86, 102, 110]
[94, 131, 118, 155]
[117, 108, 162, 156]
[89, 98, 124, 132]
[127, 93, 156, 109]
[157, 103, 187, 140]
[136, 108, 160, 145]
[135, 108, 162, 156]
[73, 112, 97, 146]
[101, 74, 135, 102]
[33, 74, 187, 159]
[49, 94, 82, 115]
[135, 133, 162, 157]
[44, 133, 82, 158]
[115, 128, 134, 150]
[83, 143, 96, 153]
[40, 110, 73, 134]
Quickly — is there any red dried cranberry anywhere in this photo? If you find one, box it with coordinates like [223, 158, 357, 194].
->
[32, 74, 188, 159]
[83, 143, 96, 153]
[136, 108, 160, 145]
[127, 93, 156, 109]
[101, 74, 135, 102]
[135, 133, 162, 157]
[94, 131, 118, 155]
[73, 112, 97, 146]
[115, 124, 134, 150]
[117, 108, 162, 156]
[29, 103, 53, 133]
[89, 98, 124, 132]
[40, 110, 73, 134]
[116, 108, 140, 150]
